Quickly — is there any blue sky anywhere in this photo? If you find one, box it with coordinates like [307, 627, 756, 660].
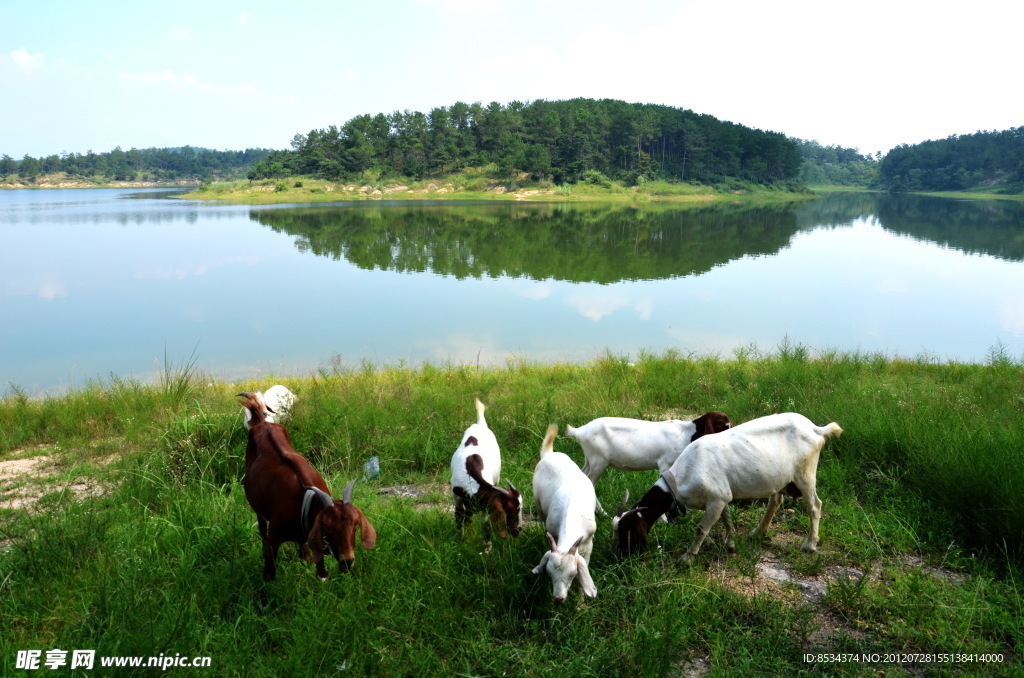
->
[2, 0, 1021, 160]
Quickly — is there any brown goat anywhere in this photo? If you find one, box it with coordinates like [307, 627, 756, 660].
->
[238, 392, 376, 580]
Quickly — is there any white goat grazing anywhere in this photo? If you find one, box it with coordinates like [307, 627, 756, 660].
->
[449, 399, 522, 551]
[242, 385, 297, 430]
[565, 411, 733, 484]
[614, 413, 841, 562]
[532, 424, 598, 604]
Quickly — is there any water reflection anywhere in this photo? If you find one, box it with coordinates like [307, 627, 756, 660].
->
[3, 189, 1023, 395]
[251, 194, 1024, 282]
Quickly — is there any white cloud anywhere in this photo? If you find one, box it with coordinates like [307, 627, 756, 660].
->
[166, 25, 194, 41]
[999, 299, 1024, 336]
[118, 69, 294, 104]
[498, 278, 551, 301]
[134, 255, 264, 280]
[8, 48, 44, 74]
[38, 280, 68, 301]
[875, 278, 909, 295]
[412, 0, 500, 13]
[565, 292, 627, 321]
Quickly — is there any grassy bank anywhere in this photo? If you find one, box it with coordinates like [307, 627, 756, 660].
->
[1, 348, 1022, 675]
[176, 168, 812, 205]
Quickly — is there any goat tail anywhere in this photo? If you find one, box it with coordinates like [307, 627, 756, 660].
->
[564, 424, 578, 440]
[816, 422, 843, 439]
[540, 423, 558, 457]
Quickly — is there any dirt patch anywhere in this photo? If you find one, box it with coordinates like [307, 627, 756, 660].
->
[377, 483, 451, 513]
[0, 450, 109, 511]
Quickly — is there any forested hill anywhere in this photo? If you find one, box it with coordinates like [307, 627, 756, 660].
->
[795, 139, 878, 187]
[878, 127, 1024, 193]
[0, 146, 274, 183]
[250, 98, 803, 187]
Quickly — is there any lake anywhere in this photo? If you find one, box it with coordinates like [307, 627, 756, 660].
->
[2, 189, 1023, 396]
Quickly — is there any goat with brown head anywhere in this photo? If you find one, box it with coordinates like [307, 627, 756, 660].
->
[307, 480, 377, 575]
[449, 398, 522, 551]
[238, 392, 376, 580]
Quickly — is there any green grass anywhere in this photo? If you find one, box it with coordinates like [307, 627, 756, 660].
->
[1, 346, 1022, 675]
[177, 168, 814, 206]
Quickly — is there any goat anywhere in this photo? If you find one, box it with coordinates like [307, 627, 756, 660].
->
[614, 412, 841, 562]
[449, 398, 522, 551]
[241, 384, 297, 430]
[566, 411, 733, 485]
[238, 392, 375, 580]
[532, 424, 598, 604]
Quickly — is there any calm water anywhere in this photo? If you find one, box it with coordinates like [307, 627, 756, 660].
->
[2, 189, 1023, 395]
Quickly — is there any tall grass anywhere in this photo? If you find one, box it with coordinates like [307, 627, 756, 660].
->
[1, 348, 1021, 675]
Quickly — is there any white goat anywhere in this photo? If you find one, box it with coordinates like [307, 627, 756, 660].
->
[566, 411, 733, 484]
[449, 399, 522, 551]
[532, 424, 598, 604]
[614, 412, 842, 562]
[242, 385, 297, 430]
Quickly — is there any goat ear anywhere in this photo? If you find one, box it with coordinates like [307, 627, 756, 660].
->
[576, 554, 597, 598]
[532, 551, 550, 575]
[356, 508, 376, 550]
[307, 514, 326, 563]
[546, 532, 558, 552]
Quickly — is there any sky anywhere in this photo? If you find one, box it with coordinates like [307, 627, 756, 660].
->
[2, 0, 1021, 160]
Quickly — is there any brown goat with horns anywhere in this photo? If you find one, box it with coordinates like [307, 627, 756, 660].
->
[238, 391, 376, 580]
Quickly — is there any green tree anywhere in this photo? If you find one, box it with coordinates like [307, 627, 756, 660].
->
[0, 154, 16, 177]
[19, 154, 41, 181]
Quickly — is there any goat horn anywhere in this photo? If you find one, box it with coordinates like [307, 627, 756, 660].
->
[505, 479, 517, 493]
[615, 490, 630, 517]
[569, 536, 584, 555]
[623, 506, 647, 520]
[341, 479, 356, 504]
[236, 392, 252, 398]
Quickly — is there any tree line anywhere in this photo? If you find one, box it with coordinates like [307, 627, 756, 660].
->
[794, 139, 878, 187]
[0, 146, 274, 183]
[878, 127, 1024, 192]
[249, 98, 804, 187]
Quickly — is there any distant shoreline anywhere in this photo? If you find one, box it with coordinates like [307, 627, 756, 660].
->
[4, 175, 1022, 203]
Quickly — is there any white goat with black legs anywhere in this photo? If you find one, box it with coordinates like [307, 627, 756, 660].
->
[449, 398, 522, 552]
[242, 385, 297, 430]
[614, 413, 842, 562]
[532, 424, 598, 604]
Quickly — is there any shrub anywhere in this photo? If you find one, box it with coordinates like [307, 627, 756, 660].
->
[582, 170, 612, 188]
